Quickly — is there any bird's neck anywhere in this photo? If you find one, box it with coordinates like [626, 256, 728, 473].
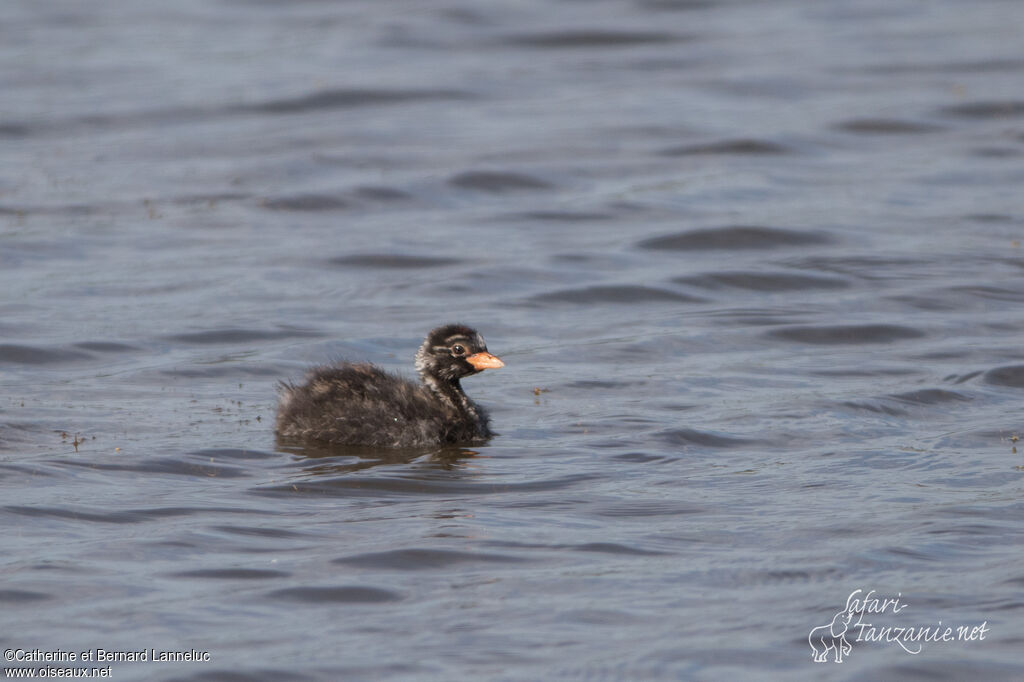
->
[421, 373, 479, 420]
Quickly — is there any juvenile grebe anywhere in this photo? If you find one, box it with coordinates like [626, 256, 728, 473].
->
[275, 324, 503, 447]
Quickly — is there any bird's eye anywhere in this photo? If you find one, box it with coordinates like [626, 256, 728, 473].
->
[452, 344, 465, 356]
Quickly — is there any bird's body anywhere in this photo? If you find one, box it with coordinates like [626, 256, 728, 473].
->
[276, 324, 503, 448]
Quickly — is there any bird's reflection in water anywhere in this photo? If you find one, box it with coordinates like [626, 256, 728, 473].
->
[276, 436, 482, 477]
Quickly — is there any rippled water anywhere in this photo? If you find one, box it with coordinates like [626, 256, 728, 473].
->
[2, 0, 1024, 679]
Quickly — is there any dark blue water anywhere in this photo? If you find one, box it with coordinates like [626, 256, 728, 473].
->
[2, 0, 1024, 679]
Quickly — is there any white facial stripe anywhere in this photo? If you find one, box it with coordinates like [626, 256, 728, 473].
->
[436, 333, 488, 355]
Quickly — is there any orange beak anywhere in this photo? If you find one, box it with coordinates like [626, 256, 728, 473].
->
[466, 352, 505, 370]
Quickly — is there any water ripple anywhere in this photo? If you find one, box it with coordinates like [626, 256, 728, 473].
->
[504, 30, 683, 48]
[449, 170, 553, 192]
[253, 473, 601, 499]
[657, 428, 754, 448]
[333, 548, 529, 570]
[784, 255, 926, 280]
[0, 589, 51, 603]
[3, 505, 264, 524]
[984, 365, 1024, 388]
[237, 88, 472, 114]
[329, 254, 463, 268]
[211, 525, 309, 539]
[940, 100, 1024, 119]
[172, 568, 291, 580]
[590, 500, 705, 518]
[73, 341, 141, 353]
[675, 271, 848, 291]
[189, 448, 280, 461]
[165, 668, 316, 682]
[834, 118, 943, 134]
[571, 542, 670, 556]
[0, 344, 93, 365]
[660, 138, 791, 155]
[888, 389, 971, 405]
[638, 226, 833, 251]
[268, 586, 402, 604]
[510, 210, 615, 222]
[53, 456, 250, 479]
[529, 285, 703, 305]
[766, 324, 925, 344]
[163, 328, 321, 344]
[261, 194, 349, 211]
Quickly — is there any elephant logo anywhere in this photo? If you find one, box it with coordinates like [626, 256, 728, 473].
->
[808, 608, 854, 663]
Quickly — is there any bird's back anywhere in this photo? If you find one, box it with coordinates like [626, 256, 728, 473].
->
[276, 362, 471, 447]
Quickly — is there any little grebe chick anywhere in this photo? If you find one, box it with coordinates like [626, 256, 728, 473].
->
[275, 324, 504, 447]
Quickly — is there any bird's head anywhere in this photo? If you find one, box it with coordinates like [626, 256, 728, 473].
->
[415, 324, 504, 383]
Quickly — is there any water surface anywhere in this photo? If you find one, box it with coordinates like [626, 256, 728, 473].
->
[2, 0, 1024, 679]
